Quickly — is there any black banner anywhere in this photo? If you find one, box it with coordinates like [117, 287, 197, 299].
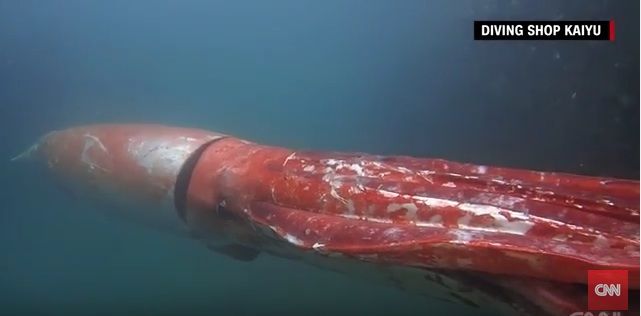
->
[474, 21, 614, 41]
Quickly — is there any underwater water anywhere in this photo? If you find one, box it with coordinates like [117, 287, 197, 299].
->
[0, 1, 638, 316]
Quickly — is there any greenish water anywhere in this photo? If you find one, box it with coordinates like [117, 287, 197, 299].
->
[0, 1, 637, 315]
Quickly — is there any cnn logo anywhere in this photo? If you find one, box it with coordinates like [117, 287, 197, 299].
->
[594, 284, 621, 297]
[587, 270, 628, 311]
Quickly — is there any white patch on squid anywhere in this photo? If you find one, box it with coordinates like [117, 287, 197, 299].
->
[382, 227, 405, 240]
[367, 161, 385, 169]
[450, 230, 473, 244]
[283, 233, 305, 246]
[348, 186, 362, 195]
[178, 136, 199, 142]
[329, 185, 345, 202]
[496, 220, 534, 235]
[415, 215, 444, 228]
[325, 160, 368, 177]
[378, 189, 400, 198]
[600, 199, 615, 206]
[386, 203, 402, 213]
[459, 203, 531, 221]
[81, 134, 109, 171]
[404, 203, 418, 218]
[475, 165, 488, 174]
[324, 159, 340, 166]
[490, 179, 509, 185]
[419, 170, 436, 176]
[303, 165, 315, 172]
[442, 182, 456, 188]
[476, 194, 525, 210]
[412, 196, 459, 208]
[552, 244, 575, 255]
[459, 203, 534, 235]
[417, 171, 435, 183]
[339, 214, 394, 224]
[127, 138, 194, 175]
[349, 163, 366, 176]
[282, 152, 297, 167]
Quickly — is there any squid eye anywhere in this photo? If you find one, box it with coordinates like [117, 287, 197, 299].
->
[216, 201, 237, 221]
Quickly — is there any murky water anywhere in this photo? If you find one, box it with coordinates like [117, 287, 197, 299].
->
[0, 1, 637, 315]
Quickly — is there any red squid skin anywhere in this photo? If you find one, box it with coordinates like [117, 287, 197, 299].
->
[19, 124, 640, 316]
[186, 137, 639, 286]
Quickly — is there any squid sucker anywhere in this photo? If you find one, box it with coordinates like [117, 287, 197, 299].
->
[14, 124, 639, 315]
